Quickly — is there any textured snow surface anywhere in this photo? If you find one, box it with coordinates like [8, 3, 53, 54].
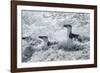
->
[21, 10, 90, 62]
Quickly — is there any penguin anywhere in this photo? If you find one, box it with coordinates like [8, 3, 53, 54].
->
[38, 36, 58, 50]
[52, 24, 82, 50]
[53, 25, 71, 50]
[63, 25, 82, 42]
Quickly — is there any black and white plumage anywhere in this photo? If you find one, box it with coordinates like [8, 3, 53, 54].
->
[38, 36, 58, 50]
[64, 25, 82, 42]
[69, 33, 82, 42]
[52, 24, 82, 50]
[38, 36, 48, 50]
[22, 24, 82, 53]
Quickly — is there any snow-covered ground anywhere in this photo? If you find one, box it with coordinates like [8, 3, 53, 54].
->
[21, 10, 90, 62]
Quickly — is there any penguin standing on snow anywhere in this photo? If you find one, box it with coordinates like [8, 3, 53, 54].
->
[52, 24, 82, 50]
[38, 36, 58, 50]
[63, 25, 82, 42]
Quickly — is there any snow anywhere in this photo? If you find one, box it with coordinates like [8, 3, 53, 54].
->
[21, 10, 90, 62]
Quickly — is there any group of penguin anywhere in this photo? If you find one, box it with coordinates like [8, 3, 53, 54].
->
[22, 25, 82, 62]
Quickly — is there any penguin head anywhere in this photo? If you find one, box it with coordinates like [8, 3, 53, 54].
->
[63, 25, 72, 34]
[63, 25, 72, 28]
[38, 36, 48, 42]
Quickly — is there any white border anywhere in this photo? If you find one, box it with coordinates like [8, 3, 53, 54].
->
[17, 5, 94, 68]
